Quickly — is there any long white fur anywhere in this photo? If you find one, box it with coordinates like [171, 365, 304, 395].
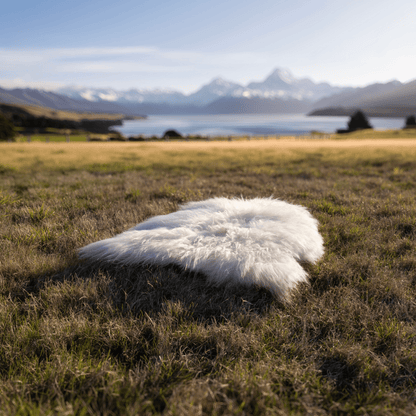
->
[78, 197, 324, 299]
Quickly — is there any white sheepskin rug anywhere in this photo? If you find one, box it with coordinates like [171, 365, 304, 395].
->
[78, 197, 324, 300]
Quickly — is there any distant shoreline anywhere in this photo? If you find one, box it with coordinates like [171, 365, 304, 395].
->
[115, 113, 404, 138]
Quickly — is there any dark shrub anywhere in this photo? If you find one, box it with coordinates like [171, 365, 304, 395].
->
[404, 115, 416, 128]
[0, 113, 16, 141]
[347, 110, 372, 132]
[128, 136, 146, 141]
[108, 137, 127, 141]
[108, 131, 126, 141]
[163, 129, 182, 138]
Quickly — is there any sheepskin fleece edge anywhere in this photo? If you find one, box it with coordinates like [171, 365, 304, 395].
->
[78, 197, 324, 299]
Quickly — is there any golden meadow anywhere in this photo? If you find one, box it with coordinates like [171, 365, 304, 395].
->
[1, 132, 416, 415]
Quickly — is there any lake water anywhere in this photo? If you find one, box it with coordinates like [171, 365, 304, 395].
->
[113, 114, 405, 137]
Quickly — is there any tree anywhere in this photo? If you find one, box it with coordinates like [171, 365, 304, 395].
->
[163, 129, 182, 139]
[347, 110, 372, 132]
[404, 115, 416, 128]
[0, 113, 15, 141]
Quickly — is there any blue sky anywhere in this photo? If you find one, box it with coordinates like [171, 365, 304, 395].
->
[1, 0, 415, 93]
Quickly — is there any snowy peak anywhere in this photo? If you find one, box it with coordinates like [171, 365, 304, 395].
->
[54, 68, 376, 107]
[56, 86, 188, 105]
[188, 69, 345, 104]
[247, 68, 352, 101]
[248, 68, 296, 91]
[57, 86, 120, 102]
[209, 77, 234, 86]
[186, 77, 244, 105]
[202, 77, 242, 93]
[116, 88, 188, 105]
[264, 68, 297, 86]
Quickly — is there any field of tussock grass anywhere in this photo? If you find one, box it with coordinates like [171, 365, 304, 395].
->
[1, 137, 416, 415]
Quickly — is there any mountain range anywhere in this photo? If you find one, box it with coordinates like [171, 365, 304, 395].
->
[55, 68, 347, 108]
[0, 68, 415, 117]
[309, 80, 416, 118]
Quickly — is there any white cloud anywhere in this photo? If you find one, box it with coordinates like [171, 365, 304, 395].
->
[54, 60, 194, 73]
[53, 47, 157, 57]
[0, 46, 278, 90]
[0, 46, 270, 70]
[0, 46, 156, 61]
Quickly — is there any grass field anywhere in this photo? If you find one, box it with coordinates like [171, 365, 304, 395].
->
[1, 133, 416, 415]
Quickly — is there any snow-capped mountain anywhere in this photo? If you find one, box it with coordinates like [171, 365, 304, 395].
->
[248, 68, 297, 92]
[56, 68, 349, 107]
[247, 69, 347, 101]
[4, 68, 409, 117]
[57, 86, 189, 105]
[117, 89, 188, 105]
[186, 78, 245, 105]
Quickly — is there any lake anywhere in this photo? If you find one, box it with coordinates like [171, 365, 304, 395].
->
[113, 114, 405, 137]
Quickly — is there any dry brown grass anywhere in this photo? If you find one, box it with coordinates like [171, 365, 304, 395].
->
[1, 134, 416, 415]
[3, 136, 416, 173]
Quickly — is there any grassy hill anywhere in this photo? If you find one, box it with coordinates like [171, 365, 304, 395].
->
[0, 102, 126, 121]
[0, 102, 144, 134]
